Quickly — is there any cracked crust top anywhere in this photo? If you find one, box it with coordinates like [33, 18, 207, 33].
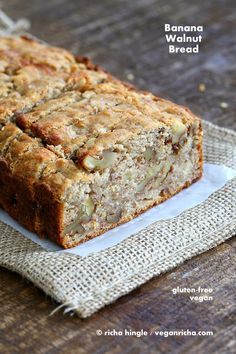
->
[0, 35, 202, 195]
[0, 36, 109, 125]
[16, 81, 200, 164]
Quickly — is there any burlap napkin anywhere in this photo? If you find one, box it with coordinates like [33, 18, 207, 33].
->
[1, 120, 236, 317]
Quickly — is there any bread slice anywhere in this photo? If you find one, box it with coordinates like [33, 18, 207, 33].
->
[0, 36, 107, 126]
[0, 36, 203, 248]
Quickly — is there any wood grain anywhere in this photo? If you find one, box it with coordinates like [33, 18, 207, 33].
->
[0, 0, 236, 353]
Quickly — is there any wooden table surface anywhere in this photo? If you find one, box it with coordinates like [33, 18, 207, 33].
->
[1, 0, 236, 353]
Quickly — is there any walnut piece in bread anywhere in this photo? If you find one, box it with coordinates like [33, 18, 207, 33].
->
[0, 36, 203, 248]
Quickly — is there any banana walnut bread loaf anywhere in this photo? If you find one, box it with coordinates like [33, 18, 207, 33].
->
[0, 36, 203, 248]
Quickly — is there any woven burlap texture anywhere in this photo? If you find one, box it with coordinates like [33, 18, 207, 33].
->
[0, 120, 236, 318]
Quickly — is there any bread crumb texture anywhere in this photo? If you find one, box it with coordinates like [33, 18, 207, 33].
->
[0, 36, 203, 248]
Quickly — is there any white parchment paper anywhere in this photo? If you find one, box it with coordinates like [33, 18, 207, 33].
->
[1, 163, 236, 256]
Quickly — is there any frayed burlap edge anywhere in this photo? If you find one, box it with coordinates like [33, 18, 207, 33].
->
[0, 12, 236, 318]
[1, 120, 236, 318]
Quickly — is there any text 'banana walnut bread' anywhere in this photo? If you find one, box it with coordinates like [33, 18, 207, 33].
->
[0, 36, 203, 248]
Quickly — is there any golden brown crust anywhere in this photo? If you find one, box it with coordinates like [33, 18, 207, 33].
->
[0, 36, 203, 248]
[0, 123, 92, 244]
[15, 80, 201, 163]
[0, 36, 109, 126]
